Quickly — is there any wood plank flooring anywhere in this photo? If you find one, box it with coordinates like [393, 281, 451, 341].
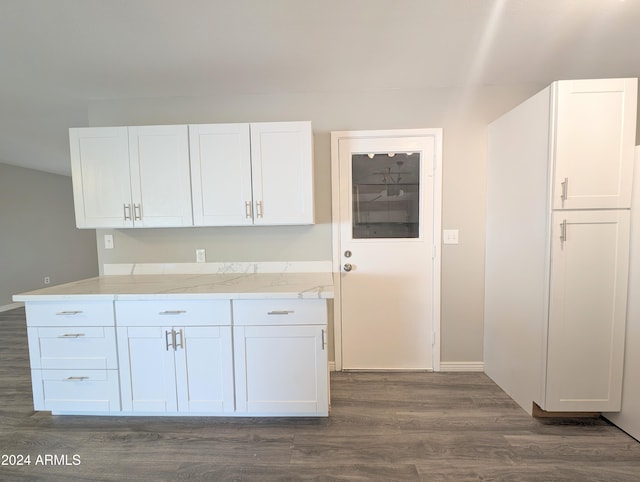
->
[1, 306, 639, 481]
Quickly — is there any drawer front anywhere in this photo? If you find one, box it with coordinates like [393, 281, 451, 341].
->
[27, 326, 118, 370]
[116, 300, 231, 326]
[232, 299, 327, 326]
[33, 369, 121, 413]
[25, 301, 115, 327]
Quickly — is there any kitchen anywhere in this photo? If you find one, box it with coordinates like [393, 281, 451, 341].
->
[2, 0, 640, 479]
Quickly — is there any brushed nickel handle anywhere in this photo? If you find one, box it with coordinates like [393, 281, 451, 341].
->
[176, 329, 184, 350]
[134, 203, 142, 221]
[65, 376, 89, 381]
[59, 333, 85, 338]
[56, 311, 83, 316]
[560, 219, 567, 249]
[165, 330, 174, 351]
[159, 310, 187, 315]
[256, 200, 264, 218]
[321, 329, 326, 350]
[268, 310, 294, 315]
[561, 177, 568, 207]
[343, 263, 353, 272]
[245, 201, 253, 219]
[123, 203, 132, 221]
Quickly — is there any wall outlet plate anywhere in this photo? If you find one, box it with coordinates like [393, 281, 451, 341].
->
[104, 234, 114, 249]
[196, 249, 206, 263]
[443, 229, 459, 245]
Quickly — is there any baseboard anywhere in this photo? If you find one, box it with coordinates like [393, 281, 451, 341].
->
[439, 361, 484, 372]
[0, 302, 24, 313]
[328, 361, 336, 372]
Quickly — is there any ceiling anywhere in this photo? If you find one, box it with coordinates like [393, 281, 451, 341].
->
[1, 0, 639, 176]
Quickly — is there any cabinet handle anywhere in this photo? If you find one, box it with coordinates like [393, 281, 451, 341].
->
[245, 201, 253, 219]
[175, 329, 184, 350]
[560, 219, 567, 249]
[321, 329, 326, 351]
[560, 177, 569, 207]
[159, 310, 186, 315]
[268, 310, 294, 315]
[256, 200, 264, 218]
[123, 203, 132, 221]
[65, 376, 89, 381]
[134, 203, 142, 221]
[55, 311, 83, 316]
[59, 333, 85, 338]
[165, 330, 174, 351]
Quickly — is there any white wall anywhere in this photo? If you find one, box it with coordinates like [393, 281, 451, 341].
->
[0, 163, 98, 308]
[88, 84, 544, 363]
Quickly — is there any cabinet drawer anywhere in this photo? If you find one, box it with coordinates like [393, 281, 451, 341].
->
[232, 299, 327, 326]
[27, 326, 118, 370]
[116, 299, 231, 326]
[25, 301, 115, 327]
[31, 369, 120, 413]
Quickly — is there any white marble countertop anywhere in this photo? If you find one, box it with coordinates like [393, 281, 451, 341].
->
[13, 272, 335, 302]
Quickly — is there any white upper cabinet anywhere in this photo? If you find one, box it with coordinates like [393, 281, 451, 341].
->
[189, 123, 253, 226]
[128, 125, 193, 227]
[70, 127, 132, 228]
[70, 125, 193, 228]
[71, 121, 314, 228]
[190, 121, 315, 226]
[552, 78, 637, 210]
[250, 122, 315, 225]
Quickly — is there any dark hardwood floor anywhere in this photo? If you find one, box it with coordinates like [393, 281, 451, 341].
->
[1, 306, 639, 481]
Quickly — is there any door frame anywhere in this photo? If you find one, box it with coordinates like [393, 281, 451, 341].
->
[330, 128, 443, 372]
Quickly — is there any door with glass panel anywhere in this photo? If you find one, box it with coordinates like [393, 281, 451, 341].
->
[333, 130, 441, 370]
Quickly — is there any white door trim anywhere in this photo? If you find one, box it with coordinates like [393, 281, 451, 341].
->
[330, 128, 442, 372]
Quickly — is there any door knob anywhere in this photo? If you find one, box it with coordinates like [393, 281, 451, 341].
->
[343, 263, 353, 272]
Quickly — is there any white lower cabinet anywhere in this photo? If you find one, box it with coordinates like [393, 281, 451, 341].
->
[116, 301, 235, 414]
[23, 297, 330, 417]
[25, 301, 120, 413]
[232, 299, 329, 416]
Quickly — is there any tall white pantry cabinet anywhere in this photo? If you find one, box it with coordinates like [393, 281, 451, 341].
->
[484, 78, 637, 414]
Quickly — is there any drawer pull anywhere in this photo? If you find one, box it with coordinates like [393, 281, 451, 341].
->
[59, 333, 86, 338]
[268, 310, 294, 315]
[56, 311, 83, 316]
[159, 310, 187, 315]
[65, 376, 89, 381]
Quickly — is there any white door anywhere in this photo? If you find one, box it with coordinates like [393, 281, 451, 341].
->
[250, 121, 315, 225]
[174, 326, 235, 413]
[189, 123, 253, 226]
[553, 78, 636, 210]
[233, 325, 328, 415]
[545, 210, 630, 412]
[332, 129, 442, 371]
[69, 127, 133, 228]
[128, 125, 193, 227]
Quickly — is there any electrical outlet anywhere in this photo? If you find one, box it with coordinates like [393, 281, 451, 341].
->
[196, 249, 206, 263]
[104, 234, 114, 249]
[44, 276, 51, 285]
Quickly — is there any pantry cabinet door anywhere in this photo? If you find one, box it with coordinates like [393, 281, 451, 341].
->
[128, 125, 193, 227]
[174, 326, 235, 413]
[234, 324, 328, 415]
[189, 124, 253, 226]
[545, 210, 630, 412]
[117, 326, 178, 412]
[250, 122, 315, 225]
[69, 127, 133, 228]
[552, 78, 637, 210]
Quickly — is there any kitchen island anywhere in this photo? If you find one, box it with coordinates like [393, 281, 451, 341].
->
[13, 270, 334, 417]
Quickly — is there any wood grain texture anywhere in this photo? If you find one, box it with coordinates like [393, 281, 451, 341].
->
[1, 308, 639, 480]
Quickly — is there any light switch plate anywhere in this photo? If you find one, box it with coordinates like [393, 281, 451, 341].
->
[104, 234, 114, 249]
[443, 229, 459, 245]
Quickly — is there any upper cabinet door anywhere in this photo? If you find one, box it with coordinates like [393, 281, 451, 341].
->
[552, 78, 637, 210]
[128, 125, 193, 227]
[250, 122, 315, 225]
[70, 127, 133, 228]
[189, 124, 253, 226]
